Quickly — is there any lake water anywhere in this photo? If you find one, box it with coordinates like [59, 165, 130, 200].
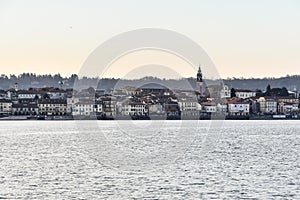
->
[0, 120, 299, 199]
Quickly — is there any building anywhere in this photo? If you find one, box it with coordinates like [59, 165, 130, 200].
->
[250, 98, 260, 114]
[178, 97, 201, 118]
[148, 103, 164, 115]
[17, 90, 41, 99]
[217, 103, 228, 112]
[95, 100, 103, 116]
[235, 89, 256, 99]
[66, 97, 80, 114]
[122, 102, 148, 116]
[46, 88, 67, 99]
[227, 99, 250, 116]
[258, 97, 277, 114]
[277, 97, 299, 104]
[0, 99, 12, 115]
[122, 86, 142, 96]
[101, 97, 115, 118]
[38, 99, 67, 116]
[278, 102, 298, 114]
[164, 101, 181, 119]
[12, 103, 39, 115]
[221, 85, 231, 98]
[201, 102, 217, 113]
[205, 85, 223, 99]
[72, 100, 95, 117]
[288, 90, 299, 98]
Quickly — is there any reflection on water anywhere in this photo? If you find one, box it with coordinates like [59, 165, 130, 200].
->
[0, 121, 299, 199]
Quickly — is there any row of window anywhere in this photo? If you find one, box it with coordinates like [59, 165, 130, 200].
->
[0, 106, 11, 108]
[40, 108, 66, 111]
[40, 104, 66, 107]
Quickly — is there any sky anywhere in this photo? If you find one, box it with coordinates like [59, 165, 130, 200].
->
[0, 0, 299, 79]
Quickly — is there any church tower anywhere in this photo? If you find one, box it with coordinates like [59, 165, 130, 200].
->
[196, 65, 203, 95]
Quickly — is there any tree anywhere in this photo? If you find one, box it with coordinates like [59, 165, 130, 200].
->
[230, 88, 236, 98]
[34, 95, 39, 101]
[264, 84, 271, 96]
[280, 87, 289, 97]
[255, 89, 264, 97]
[43, 93, 50, 99]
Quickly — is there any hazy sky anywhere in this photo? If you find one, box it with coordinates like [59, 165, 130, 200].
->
[0, 0, 299, 79]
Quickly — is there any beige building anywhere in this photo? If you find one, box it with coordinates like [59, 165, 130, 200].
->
[101, 97, 115, 118]
[67, 97, 79, 114]
[258, 97, 277, 113]
[0, 99, 12, 115]
[277, 97, 299, 104]
[38, 99, 67, 116]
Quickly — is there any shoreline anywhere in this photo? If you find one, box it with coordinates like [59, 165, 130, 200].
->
[0, 116, 299, 121]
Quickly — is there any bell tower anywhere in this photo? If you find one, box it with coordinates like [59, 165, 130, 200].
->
[196, 65, 203, 95]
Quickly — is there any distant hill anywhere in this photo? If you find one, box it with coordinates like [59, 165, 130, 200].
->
[1, 73, 300, 92]
[224, 75, 300, 92]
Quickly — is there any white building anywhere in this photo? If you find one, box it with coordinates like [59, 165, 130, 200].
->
[227, 101, 250, 116]
[217, 103, 228, 112]
[17, 90, 41, 99]
[235, 89, 256, 99]
[201, 102, 217, 113]
[278, 102, 298, 114]
[48, 90, 67, 99]
[178, 97, 201, 111]
[148, 104, 164, 114]
[122, 102, 148, 116]
[178, 97, 201, 118]
[72, 100, 95, 116]
[221, 85, 231, 98]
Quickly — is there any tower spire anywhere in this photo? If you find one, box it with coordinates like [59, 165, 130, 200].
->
[197, 64, 203, 82]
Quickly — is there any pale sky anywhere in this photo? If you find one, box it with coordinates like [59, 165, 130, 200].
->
[0, 0, 299, 79]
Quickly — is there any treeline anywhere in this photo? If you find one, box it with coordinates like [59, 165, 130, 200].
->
[224, 75, 300, 92]
[0, 73, 96, 90]
[0, 73, 300, 92]
[0, 74, 197, 91]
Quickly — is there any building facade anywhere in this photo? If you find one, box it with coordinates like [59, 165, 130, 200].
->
[38, 99, 67, 116]
[235, 89, 256, 99]
[227, 102, 250, 116]
[0, 99, 12, 115]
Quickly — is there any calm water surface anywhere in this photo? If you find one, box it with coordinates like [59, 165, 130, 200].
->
[0, 120, 299, 199]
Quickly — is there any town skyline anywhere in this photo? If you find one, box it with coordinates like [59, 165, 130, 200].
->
[0, 68, 299, 121]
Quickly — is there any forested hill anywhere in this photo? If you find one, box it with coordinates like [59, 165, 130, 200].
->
[0, 73, 300, 92]
[224, 75, 300, 91]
